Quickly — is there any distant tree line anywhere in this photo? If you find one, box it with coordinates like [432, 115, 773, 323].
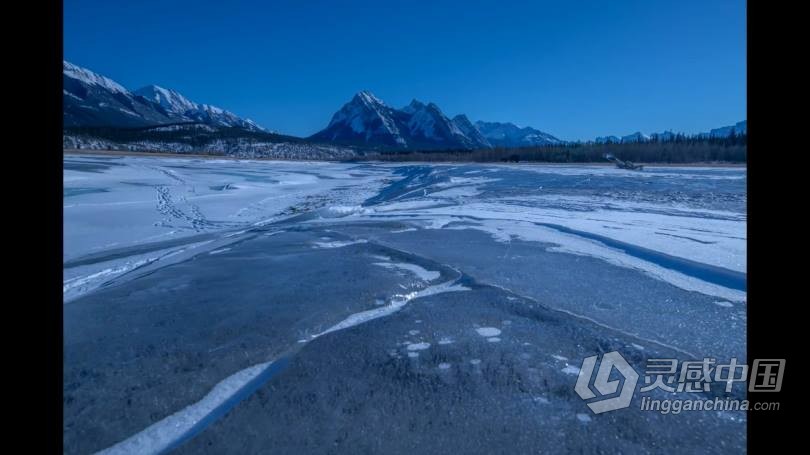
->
[64, 124, 746, 164]
[364, 134, 747, 163]
[64, 123, 302, 147]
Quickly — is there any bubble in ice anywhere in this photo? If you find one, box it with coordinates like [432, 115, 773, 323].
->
[406, 342, 430, 351]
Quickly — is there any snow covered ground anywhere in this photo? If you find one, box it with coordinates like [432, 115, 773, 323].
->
[64, 156, 746, 454]
[65, 157, 745, 303]
[348, 164, 747, 301]
[63, 155, 390, 300]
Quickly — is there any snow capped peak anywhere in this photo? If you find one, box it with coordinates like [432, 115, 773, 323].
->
[621, 131, 651, 143]
[401, 99, 442, 114]
[63, 61, 266, 132]
[426, 102, 441, 111]
[452, 115, 492, 148]
[132, 85, 264, 131]
[314, 92, 559, 150]
[134, 84, 198, 114]
[595, 121, 746, 143]
[708, 121, 746, 138]
[321, 90, 405, 146]
[404, 99, 467, 141]
[650, 130, 676, 141]
[452, 115, 473, 132]
[406, 105, 439, 138]
[354, 90, 386, 107]
[401, 99, 426, 114]
[475, 121, 561, 146]
[316, 92, 475, 148]
[135, 85, 235, 119]
[197, 103, 228, 116]
[63, 61, 128, 94]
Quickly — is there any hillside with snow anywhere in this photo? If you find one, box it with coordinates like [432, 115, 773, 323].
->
[63, 61, 266, 132]
[133, 85, 265, 132]
[474, 121, 562, 148]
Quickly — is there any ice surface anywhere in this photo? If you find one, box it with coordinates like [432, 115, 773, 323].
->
[347, 164, 746, 301]
[63, 156, 390, 301]
[373, 261, 440, 281]
[97, 360, 275, 455]
[310, 280, 470, 340]
[65, 158, 746, 452]
[459, 219, 746, 302]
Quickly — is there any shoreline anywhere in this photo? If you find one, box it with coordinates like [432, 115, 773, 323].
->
[63, 149, 747, 167]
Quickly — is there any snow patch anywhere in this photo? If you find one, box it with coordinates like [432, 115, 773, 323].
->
[312, 239, 367, 249]
[406, 342, 431, 351]
[562, 365, 582, 376]
[373, 262, 440, 281]
[96, 360, 274, 455]
[475, 327, 502, 337]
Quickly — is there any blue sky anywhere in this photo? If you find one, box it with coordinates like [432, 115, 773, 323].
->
[64, 0, 746, 140]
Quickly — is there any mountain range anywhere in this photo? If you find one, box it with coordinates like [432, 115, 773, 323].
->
[63, 61, 266, 132]
[595, 121, 747, 144]
[63, 61, 745, 151]
[308, 92, 562, 150]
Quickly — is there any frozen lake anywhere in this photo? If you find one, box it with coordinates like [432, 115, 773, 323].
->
[63, 155, 747, 454]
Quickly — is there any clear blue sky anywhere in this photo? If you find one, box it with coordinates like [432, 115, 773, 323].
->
[64, 0, 746, 140]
